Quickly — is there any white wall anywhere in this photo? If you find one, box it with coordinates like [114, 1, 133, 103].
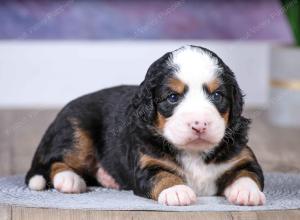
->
[0, 40, 270, 108]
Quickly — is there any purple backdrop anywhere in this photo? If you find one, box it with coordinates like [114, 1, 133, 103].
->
[0, 0, 293, 42]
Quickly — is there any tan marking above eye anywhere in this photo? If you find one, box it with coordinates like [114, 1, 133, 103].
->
[206, 79, 221, 93]
[168, 77, 186, 95]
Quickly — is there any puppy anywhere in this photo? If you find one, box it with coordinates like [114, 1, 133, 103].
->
[26, 45, 265, 206]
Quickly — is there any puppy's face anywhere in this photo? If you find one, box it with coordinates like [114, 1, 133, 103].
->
[137, 46, 242, 152]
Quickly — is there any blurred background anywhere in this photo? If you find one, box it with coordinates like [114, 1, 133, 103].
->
[0, 0, 299, 177]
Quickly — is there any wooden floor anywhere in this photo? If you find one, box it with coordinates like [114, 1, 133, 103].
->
[0, 108, 300, 219]
[1, 205, 300, 220]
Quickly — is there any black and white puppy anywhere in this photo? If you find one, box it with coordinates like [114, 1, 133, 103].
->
[26, 45, 265, 206]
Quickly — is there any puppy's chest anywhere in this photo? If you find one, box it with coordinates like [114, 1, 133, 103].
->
[178, 153, 234, 196]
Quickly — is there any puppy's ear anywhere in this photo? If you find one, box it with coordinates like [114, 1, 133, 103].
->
[225, 68, 251, 146]
[133, 52, 173, 123]
[132, 76, 156, 123]
[230, 76, 244, 122]
[223, 66, 245, 127]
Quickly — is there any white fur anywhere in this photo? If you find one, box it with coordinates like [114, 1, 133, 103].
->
[158, 185, 197, 206]
[172, 46, 221, 86]
[28, 175, 46, 191]
[163, 46, 225, 151]
[224, 177, 266, 206]
[178, 152, 236, 196]
[53, 171, 87, 193]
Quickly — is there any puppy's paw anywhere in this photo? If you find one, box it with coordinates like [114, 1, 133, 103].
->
[224, 177, 266, 206]
[158, 185, 197, 206]
[53, 171, 87, 193]
[28, 175, 46, 191]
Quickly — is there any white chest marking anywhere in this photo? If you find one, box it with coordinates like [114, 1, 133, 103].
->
[179, 153, 235, 196]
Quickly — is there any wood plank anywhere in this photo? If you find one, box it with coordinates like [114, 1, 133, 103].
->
[256, 210, 300, 220]
[0, 205, 12, 220]
[231, 211, 258, 220]
[11, 207, 300, 220]
[132, 211, 233, 220]
[12, 208, 233, 220]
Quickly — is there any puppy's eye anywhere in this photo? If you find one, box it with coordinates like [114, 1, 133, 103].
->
[211, 92, 223, 102]
[167, 93, 179, 104]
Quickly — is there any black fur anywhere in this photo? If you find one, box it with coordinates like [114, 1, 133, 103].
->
[26, 45, 264, 200]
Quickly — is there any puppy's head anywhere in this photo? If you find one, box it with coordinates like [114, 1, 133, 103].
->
[134, 45, 244, 152]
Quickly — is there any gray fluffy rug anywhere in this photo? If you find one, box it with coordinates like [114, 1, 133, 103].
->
[0, 173, 299, 212]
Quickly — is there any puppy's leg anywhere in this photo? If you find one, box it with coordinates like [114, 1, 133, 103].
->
[154, 171, 197, 206]
[134, 154, 196, 206]
[50, 162, 87, 193]
[26, 115, 99, 192]
[218, 147, 265, 206]
[96, 165, 120, 189]
[48, 118, 98, 193]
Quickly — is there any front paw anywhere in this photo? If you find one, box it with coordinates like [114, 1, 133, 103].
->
[158, 185, 197, 206]
[224, 177, 266, 206]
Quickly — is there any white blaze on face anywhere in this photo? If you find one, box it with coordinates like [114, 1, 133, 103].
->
[163, 46, 226, 151]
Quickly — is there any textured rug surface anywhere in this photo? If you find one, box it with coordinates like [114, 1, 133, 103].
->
[0, 173, 300, 212]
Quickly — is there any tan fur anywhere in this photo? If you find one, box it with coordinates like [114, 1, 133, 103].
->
[50, 162, 70, 181]
[168, 77, 186, 94]
[229, 147, 256, 165]
[230, 147, 261, 189]
[222, 111, 230, 125]
[206, 79, 220, 93]
[140, 153, 183, 176]
[156, 112, 166, 130]
[219, 147, 262, 192]
[63, 118, 98, 175]
[140, 153, 185, 200]
[150, 171, 184, 200]
[209, 146, 254, 165]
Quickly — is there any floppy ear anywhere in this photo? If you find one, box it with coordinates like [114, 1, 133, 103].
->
[218, 66, 250, 146]
[132, 52, 172, 123]
[226, 69, 251, 146]
[222, 65, 245, 127]
[230, 76, 244, 122]
[132, 76, 156, 123]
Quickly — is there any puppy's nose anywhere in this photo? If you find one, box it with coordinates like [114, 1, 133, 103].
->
[188, 120, 208, 134]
